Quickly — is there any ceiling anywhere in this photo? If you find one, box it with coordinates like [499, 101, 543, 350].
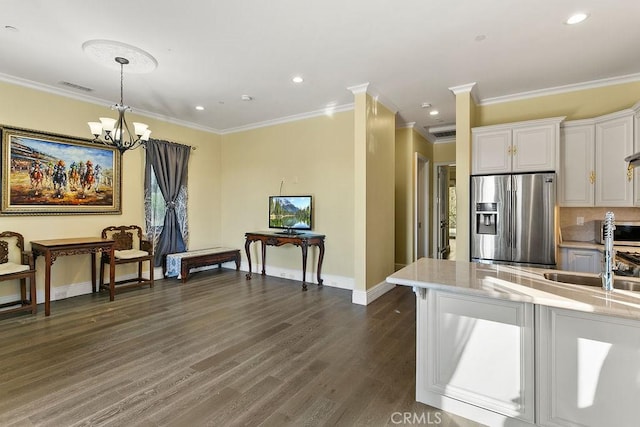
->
[2, 1, 640, 142]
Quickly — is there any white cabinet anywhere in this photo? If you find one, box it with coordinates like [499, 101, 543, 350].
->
[472, 117, 564, 175]
[537, 306, 640, 427]
[559, 110, 634, 207]
[595, 112, 634, 206]
[559, 247, 601, 273]
[417, 289, 535, 425]
[558, 122, 595, 206]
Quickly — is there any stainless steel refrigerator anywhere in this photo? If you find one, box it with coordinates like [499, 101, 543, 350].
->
[471, 172, 557, 267]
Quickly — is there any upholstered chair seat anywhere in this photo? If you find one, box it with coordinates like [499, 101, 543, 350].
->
[0, 231, 37, 315]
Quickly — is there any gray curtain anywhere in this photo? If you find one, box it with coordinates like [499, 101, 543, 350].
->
[144, 139, 191, 267]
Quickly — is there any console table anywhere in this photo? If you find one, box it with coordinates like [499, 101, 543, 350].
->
[244, 231, 325, 290]
[31, 237, 115, 316]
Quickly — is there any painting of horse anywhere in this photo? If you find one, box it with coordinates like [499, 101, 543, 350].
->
[1, 127, 121, 215]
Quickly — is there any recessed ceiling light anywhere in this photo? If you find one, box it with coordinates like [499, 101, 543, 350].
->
[241, 95, 253, 101]
[421, 102, 431, 108]
[566, 12, 589, 25]
[195, 105, 205, 111]
[430, 110, 439, 116]
[292, 76, 304, 83]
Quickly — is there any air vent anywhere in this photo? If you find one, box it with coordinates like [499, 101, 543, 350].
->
[59, 81, 93, 92]
[427, 124, 456, 139]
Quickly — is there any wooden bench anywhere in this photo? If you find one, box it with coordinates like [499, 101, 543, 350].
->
[164, 248, 240, 283]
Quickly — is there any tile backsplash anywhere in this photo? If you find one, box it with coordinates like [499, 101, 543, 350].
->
[559, 207, 640, 242]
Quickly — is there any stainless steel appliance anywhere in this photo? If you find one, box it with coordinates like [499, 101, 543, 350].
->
[471, 172, 557, 267]
[596, 220, 640, 246]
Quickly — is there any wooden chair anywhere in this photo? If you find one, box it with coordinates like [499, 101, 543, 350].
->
[99, 225, 154, 296]
[0, 231, 37, 315]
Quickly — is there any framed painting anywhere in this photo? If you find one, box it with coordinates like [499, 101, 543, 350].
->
[1, 126, 122, 215]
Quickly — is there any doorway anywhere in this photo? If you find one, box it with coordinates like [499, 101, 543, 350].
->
[414, 154, 429, 260]
[434, 164, 456, 260]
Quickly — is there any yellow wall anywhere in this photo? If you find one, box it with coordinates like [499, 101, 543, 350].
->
[395, 127, 433, 267]
[395, 128, 412, 266]
[0, 81, 221, 301]
[454, 89, 477, 262]
[354, 93, 396, 291]
[219, 111, 355, 285]
[477, 81, 640, 126]
[433, 141, 456, 163]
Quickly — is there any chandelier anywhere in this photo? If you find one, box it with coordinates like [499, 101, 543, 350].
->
[88, 56, 151, 153]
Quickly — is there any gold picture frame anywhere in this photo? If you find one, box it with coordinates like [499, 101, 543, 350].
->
[1, 126, 122, 215]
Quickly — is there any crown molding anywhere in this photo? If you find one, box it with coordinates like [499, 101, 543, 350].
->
[0, 72, 222, 135]
[347, 82, 399, 114]
[479, 73, 640, 106]
[221, 103, 354, 135]
[398, 121, 433, 143]
[449, 82, 478, 104]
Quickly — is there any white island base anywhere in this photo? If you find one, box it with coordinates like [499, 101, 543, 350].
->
[388, 259, 640, 427]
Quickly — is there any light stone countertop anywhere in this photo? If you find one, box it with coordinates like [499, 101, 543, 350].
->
[387, 258, 640, 321]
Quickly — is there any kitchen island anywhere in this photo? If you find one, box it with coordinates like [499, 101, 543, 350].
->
[387, 258, 640, 427]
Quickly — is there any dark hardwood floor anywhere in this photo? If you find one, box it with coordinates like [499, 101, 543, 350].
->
[0, 269, 483, 426]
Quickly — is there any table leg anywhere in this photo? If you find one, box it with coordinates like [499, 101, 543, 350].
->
[91, 252, 96, 293]
[316, 241, 325, 286]
[245, 238, 253, 280]
[109, 246, 115, 302]
[301, 241, 308, 291]
[260, 240, 267, 276]
[44, 252, 52, 316]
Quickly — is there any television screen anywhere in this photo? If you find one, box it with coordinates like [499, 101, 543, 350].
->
[269, 195, 312, 231]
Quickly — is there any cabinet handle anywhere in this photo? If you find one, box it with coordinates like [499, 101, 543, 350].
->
[507, 145, 512, 155]
[628, 164, 634, 182]
[512, 146, 517, 155]
[589, 171, 596, 184]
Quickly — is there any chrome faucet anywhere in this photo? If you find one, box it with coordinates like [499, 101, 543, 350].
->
[601, 211, 615, 291]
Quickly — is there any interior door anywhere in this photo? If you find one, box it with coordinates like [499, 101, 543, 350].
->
[436, 165, 450, 259]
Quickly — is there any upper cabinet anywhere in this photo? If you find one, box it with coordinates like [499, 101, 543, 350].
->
[472, 117, 565, 175]
[559, 109, 635, 207]
[595, 112, 634, 206]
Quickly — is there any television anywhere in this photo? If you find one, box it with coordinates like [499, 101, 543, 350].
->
[269, 195, 312, 233]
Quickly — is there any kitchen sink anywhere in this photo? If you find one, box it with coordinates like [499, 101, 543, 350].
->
[543, 272, 640, 292]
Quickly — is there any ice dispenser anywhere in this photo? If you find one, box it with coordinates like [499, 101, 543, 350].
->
[476, 202, 497, 235]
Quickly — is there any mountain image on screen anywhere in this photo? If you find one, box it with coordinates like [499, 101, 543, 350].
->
[269, 196, 312, 230]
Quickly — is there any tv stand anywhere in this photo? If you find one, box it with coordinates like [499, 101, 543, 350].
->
[244, 231, 325, 290]
[275, 229, 302, 236]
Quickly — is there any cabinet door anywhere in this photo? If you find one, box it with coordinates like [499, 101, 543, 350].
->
[594, 114, 634, 206]
[512, 123, 557, 172]
[559, 124, 595, 206]
[560, 248, 601, 273]
[419, 290, 535, 423]
[537, 306, 640, 427]
[472, 129, 512, 175]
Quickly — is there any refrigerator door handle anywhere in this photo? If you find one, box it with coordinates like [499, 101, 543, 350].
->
[506, 180, 511, 249]
[511, 186, 516, 249]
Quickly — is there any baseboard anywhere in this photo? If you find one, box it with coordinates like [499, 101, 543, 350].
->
[237, 261, 354, 290]
[351, 280, 396, 306]
[0, 272, 146, 306]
